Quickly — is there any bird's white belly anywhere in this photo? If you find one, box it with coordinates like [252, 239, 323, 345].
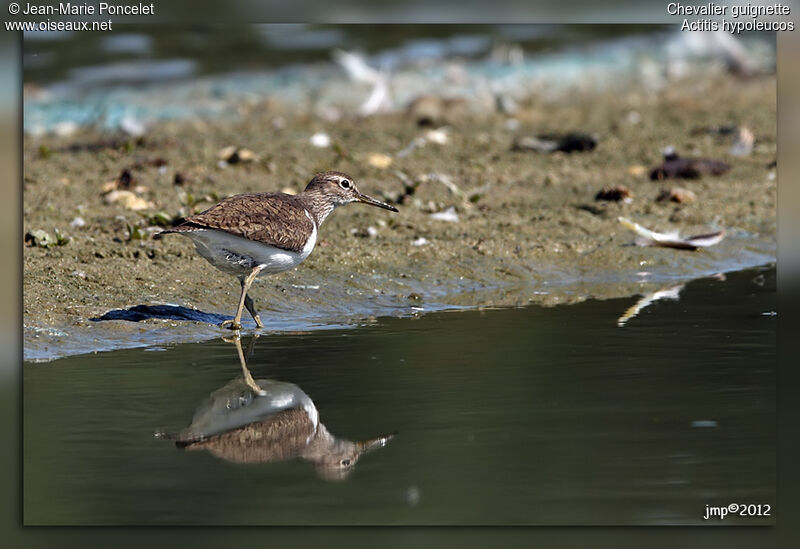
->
[184, 227, 316, 276]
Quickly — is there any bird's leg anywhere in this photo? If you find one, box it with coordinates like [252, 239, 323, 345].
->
[221, 264, 265, 331]
[230, 333, 265, 395]
[245, 332, 260, 360]
[243, 292, 263, 328]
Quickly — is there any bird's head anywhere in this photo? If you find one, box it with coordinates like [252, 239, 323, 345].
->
[304, 171, 399, 212]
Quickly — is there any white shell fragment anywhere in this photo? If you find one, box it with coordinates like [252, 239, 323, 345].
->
[430, 207, 459, 222]
[309, 132, 331, 148]
[618, 217, 725, 250]
[423, 128, 449, 145]
[120, 115, 147, 137]
[729, 126, 754, 157]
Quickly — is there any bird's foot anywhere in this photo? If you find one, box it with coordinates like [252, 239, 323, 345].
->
[220, 319, 243, 331]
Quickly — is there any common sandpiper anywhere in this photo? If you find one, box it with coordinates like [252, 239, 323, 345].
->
[158, 171, 398, 330]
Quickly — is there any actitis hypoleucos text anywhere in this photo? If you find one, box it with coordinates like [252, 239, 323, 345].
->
[158, 171, 398, 330]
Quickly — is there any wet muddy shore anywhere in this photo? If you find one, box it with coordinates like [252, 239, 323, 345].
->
[23, 73, 776, 360]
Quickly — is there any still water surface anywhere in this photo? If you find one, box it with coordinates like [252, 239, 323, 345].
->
[24, 266, 775, 525]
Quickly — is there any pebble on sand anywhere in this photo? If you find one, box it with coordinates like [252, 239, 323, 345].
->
[656, 187, 696, 204]
[595, 185, 633, 203]
[103, 190, 153, 211]
[218, 146, 258, 164]
[512, 133, 597, 154]
[650, 148, 729, 180]
[366, 152, 393, 169]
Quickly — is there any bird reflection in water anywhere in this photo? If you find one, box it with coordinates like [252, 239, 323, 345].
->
[165, 335, 394, 480]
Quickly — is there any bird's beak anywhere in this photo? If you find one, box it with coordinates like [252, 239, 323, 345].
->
[356, 190, 399, 212]
[356, 432, 396, 454]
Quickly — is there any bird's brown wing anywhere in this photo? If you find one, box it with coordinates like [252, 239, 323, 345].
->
[168, 193, 314, 253]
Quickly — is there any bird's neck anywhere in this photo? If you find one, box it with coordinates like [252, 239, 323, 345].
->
[299, 190, 336, 227]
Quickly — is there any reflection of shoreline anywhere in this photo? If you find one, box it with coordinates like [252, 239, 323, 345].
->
[167, 336, 394, 480]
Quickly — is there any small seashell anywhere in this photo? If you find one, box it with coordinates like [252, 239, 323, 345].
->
[309, 132, 331, 148]
[120, 116, 146, 137]
[366, 152, 393, 169]
[104, 190, 153, 211]
[235, 148, 256, 162]
[430, 206, 459, 222]
[423, 128, 449, 145]
[412, 237, 429, 246]
[70, 216, 86, 228]
[218, 146, 237, 159]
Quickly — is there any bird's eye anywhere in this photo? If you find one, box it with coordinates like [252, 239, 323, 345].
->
[339, 179, 351, 189]
[341, 458, 351, 467]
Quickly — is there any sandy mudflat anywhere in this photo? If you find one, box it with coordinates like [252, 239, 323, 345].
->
[23, 73, 776, 360]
